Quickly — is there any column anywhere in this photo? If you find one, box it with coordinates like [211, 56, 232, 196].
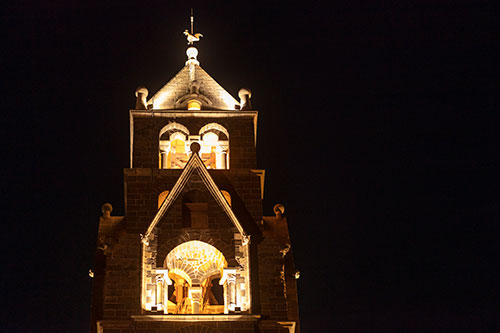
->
[189, 286, 203, 314]
[228, 274, 236, 312]
[220, 268, 237, 313]
[156, 269, 172, 314]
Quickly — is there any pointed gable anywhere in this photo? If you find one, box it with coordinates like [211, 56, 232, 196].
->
[142, 151, 249, 244]
[147, 64, 239, 111]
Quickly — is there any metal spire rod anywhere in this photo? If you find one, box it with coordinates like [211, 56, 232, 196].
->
[190, 8, 194, 34]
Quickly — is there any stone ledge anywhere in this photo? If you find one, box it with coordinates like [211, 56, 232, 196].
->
[131, 110, 258, 119]
[131, 314, 261, 322]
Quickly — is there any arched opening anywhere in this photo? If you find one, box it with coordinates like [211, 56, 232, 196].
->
[158, 190, 169, 209]
[164, 241, 227, 314]
[199, 123, 229, 169]
[159, 123, 190, 169]
[221, 190, 231, 207]
[158, 122, 230, 169]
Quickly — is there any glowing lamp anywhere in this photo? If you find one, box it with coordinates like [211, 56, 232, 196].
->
[187, 99, 201, 110]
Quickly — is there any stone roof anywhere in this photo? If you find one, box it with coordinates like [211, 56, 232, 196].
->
[147, 64, 239, 110]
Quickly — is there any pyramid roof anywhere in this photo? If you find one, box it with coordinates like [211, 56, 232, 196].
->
[147, 63, 239, 110]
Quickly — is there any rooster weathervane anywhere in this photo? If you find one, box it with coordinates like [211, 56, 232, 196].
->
[184, 9, 203, 45]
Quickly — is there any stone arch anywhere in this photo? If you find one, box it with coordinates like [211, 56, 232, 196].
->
[199, 122, 229, 139]
[157, 232, 236, 268]
[159, 122, 190, 138]
[165, 240, 227, 286]
[198, 123, 229, 169]
[159, 122, 190, 169]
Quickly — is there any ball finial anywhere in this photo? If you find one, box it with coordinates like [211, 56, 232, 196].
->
[101, 203, 113, 218]
[273, 204, 285, 216]
[186, 46, 198, 60]
[190, 142, 201, 154]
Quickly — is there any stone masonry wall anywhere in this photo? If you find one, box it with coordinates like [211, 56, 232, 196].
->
[123, 168, 262, 234]
[102, 232, 142, 320]
[256, 236, 289, 321]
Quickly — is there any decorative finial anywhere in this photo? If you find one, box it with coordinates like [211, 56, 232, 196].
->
[183, 9, 203, 45]
[190, 142, 201, 154]
[101, 203, 113, 218]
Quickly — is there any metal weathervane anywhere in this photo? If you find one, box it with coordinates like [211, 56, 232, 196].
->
[183, 9, 203, 45]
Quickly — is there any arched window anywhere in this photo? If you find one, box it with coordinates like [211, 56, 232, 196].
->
[221, 190, 231, 207]
[158, 190, 169, 209]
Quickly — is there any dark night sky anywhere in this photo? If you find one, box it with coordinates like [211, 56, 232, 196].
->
[2, 1, 499, 332]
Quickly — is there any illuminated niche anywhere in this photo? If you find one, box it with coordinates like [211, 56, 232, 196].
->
[141, 238, 251, 315]
[158, 190, 169, 209]
[159, 122, 229, 170]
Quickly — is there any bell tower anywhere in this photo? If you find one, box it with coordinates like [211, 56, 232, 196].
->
[91, 16, 300, 332]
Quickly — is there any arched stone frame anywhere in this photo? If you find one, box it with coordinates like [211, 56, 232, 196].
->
[164, 240, 228, 314]
[142, 227, 237, 313]
[159, 122, 190, 138]
[157, 232, 237, 268]
[159, 122, 190, 169]
[165, 241, 227, 286]
[199, 123, 229, 139]
[199, 123, 230, 169]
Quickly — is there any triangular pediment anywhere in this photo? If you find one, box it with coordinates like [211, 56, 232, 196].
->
[142, 152, 248, 244]
[147, 65, 239, 110]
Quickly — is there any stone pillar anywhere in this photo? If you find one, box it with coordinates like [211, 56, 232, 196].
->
[156, 269, 172, 314]
[189, 286, 203, 314]
[222, 280, 229, 314]
[228, 274, 237, 311]
[221, 268, 237, 313]
[175, 279, 184, 311]
[221, 151, 227, 169]
[160, 151, 168, 169]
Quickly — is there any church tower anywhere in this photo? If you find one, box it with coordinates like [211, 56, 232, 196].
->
[91, 19, 300, 333]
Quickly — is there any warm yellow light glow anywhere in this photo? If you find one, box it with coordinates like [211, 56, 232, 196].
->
[158, 190, 169, 209]
[187, 100, 201, 110]
[221, 190, 231, 207]
[203, 132, 218, 145]
[142, 236, 251, 314]
[220, 92, 239, 110]
[165, 241, 227, 285]
[160, 123, 229, 170]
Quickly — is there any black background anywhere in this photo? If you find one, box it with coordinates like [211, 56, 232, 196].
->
[2, 1, 499, 332]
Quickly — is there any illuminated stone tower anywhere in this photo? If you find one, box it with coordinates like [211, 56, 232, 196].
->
[90, 25, 300, 332]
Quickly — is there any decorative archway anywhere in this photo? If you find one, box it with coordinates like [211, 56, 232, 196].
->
[164, 241, 227, 314]
[198, 123, 229, 169]
[165, 241, 227, 286]
[159, 122, 190, 169]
